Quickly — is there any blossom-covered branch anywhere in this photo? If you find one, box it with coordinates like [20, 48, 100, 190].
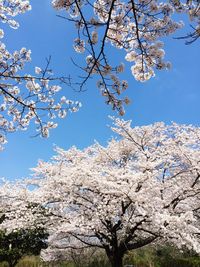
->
[52, 0, 199, 113]
[0, 0, 81, 150]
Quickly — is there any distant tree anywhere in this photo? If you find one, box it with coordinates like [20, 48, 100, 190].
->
[52, 0, 200, 114]
[0, 118, 199, 267]
[0, 0, 81, 151]
[0, 228, 48, 267]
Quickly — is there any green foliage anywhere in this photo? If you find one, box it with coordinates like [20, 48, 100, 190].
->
[0, 228, 48, 267]
[173, 257, 200, 267]
[124, 246, 159, 267]
[155, 246, 200, 267]
[123, 245, 200, 267]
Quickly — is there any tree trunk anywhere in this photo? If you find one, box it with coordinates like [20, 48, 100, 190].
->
[109, 253, 123, 267]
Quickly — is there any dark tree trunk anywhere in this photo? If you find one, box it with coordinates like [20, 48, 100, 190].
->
[108, 252, 123, 267]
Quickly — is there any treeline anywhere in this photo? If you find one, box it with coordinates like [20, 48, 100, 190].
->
[0, 246, 200, 267]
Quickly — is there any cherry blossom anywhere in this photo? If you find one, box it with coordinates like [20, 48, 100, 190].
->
[0, 118, 199, 267]
[52, 0, 199, 113]
[0, 0, 81, 151]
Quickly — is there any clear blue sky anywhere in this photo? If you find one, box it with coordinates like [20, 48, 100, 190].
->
[0, 0, 199, 180]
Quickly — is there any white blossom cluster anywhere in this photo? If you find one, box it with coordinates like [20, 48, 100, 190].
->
[0, 0, 31, 29]
[0, 0, 81, 150]
[51, 0, 199, 113]
[0, 118, 199, 262]
[52, 0, 199, 82]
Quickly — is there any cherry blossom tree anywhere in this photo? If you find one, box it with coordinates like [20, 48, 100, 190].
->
[0, 0, 81, 151]
[0, 118, 200, 267]
[52, 0, 200, 114]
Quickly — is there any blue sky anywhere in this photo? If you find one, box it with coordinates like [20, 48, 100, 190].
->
[0, 0, 200, 179]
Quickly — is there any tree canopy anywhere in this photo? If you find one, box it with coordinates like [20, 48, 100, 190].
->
[0, 118, 199, 267]
[0, 228, 48, 267]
